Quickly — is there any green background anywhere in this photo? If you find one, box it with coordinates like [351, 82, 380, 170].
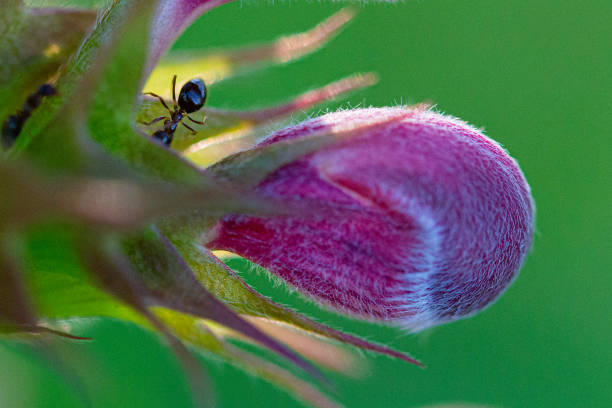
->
[4, 0, 611, 407]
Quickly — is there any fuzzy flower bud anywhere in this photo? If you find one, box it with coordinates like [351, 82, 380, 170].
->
[206, 107, 535, 330]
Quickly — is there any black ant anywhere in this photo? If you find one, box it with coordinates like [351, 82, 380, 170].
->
[142, 75, 207, 146]
[2, 83, 57, 150]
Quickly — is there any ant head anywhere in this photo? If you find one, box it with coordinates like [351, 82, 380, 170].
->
[37, 84, 57, 97]
[178, 78, 207, 113]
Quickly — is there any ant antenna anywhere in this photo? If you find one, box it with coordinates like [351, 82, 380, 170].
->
[172, 75, 177, 109]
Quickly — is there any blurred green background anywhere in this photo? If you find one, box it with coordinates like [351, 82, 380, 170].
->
[4, 0, 611, 407]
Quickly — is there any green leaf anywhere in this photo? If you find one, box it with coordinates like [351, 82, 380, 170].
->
[225, 316, 360, 375]
[0, 4, 96, 120]
[21, 224, 143, 325]
[0, 235, 37, 328]
[157, 310, 342, 408]
[123, 226, 328, 384]
[83, 0, 190, 180]
[9, 0, 198, 183]
[77, 235, 214, 408]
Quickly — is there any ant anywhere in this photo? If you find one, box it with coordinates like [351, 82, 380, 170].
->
[2, 83, 57, 150]
[142, 75, 207, 146]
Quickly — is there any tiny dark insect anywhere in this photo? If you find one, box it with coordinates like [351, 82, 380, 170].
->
[142, 75, 207, 146]
[2, 83, 57, 150]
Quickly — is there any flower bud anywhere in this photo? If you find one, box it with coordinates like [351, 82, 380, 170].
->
[205, 107, 535, 330]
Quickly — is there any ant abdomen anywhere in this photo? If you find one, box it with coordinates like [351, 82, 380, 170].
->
[178, 79, 207, 113]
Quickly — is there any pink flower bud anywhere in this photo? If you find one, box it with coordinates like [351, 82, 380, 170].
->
[205, 107, 535, 330]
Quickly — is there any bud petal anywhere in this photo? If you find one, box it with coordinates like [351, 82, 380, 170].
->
[205, 107, 535, 330]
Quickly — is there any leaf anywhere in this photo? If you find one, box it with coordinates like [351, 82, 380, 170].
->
[8, 1, 150, 161]
[8, 0, 195, 183]
[144, 8, 355, 94]
[84, 0, 173, 173]
[77, 0, 208, 182]
[221, 316, 360, 375]
[0, 4, 96, 120]
[78, 234, 214, 408]
[0, 236, 37, 328]
[123, 226, 328, 385]
[0, 160, 236, 231]
[19, 223, 212, 405]
[147, 0, 236, 74]
[158, 215, 423, 366]
[0, 226, 107, 341]
[9, 0, 213, 188]
[156, 310, 342, 408]
[21, 225, 143, 324]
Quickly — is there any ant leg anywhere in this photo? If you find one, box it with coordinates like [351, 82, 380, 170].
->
[181, 122, 197, 135]
[140, 116, 167, 126]
[144, 92, 172, 113]
[172, 75, 178, 109]
[187, 115, 207, 125]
